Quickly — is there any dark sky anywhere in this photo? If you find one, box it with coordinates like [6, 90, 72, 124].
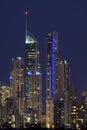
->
[0, 0, 87, 98]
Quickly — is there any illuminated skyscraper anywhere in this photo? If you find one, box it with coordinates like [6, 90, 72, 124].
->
[25, 12, 42, 124]
[46, 32, 72, 128]
[0, 86, 11, 125]
[10, 57, 24, 116]
[63, 60, 71, 128]
[53, 58, 72, 128]
[53, 56, 65, 128]
[46, 32, 58, 128]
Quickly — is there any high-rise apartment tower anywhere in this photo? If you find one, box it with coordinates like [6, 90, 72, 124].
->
[46, 32, 58, 128]
[10, 57, 24, 116]
[24, 12, 42, 124]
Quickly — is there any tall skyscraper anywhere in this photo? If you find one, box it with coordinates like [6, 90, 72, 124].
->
[53, 58, 72, 128]
[63, 60, 71, 128]
[10, 57, 24, 116]
[46, 32, 72, 128]
[25, 12, 42, 124]
[53, 56, 65, 128]
[46, 32, 58, 128]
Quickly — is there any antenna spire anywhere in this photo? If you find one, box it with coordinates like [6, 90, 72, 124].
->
[25, 11, 29, 38]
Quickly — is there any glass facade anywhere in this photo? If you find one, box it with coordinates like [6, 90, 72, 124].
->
[25, 29, 42, 123]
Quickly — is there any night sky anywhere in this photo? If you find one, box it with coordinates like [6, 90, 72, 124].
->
[0, 0, 87, 99]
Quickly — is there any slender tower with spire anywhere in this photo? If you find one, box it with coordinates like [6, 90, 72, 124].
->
[24, 11, 42, 124]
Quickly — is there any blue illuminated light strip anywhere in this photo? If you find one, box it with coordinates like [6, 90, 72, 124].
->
[51, 37, 55, 99]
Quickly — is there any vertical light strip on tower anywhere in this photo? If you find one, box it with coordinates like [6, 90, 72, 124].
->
[51, 36, 55, 99]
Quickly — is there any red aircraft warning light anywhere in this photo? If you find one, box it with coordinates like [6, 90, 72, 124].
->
[25, 11, 29, 16]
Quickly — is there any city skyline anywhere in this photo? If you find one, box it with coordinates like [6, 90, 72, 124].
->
[0, 1, 87, 129]
[0, 0, 87, 98]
